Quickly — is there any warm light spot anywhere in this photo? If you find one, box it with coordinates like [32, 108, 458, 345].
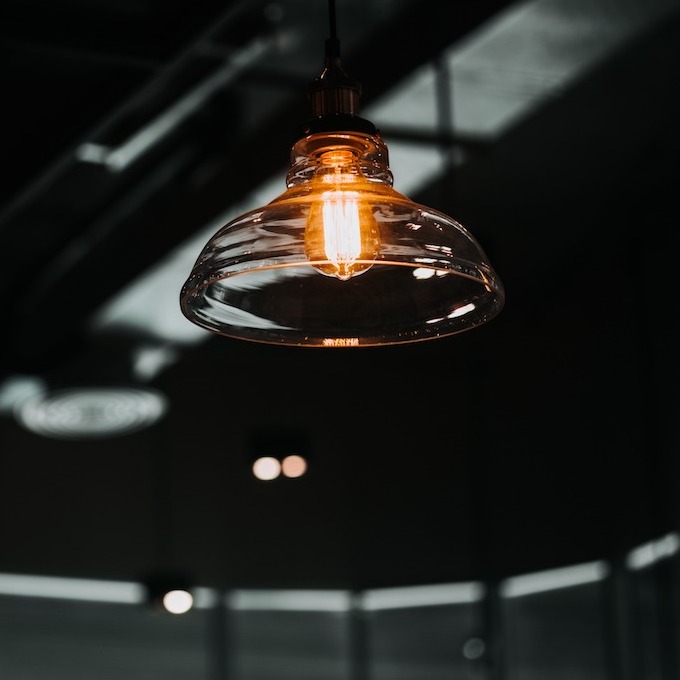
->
[322, 337, 359, 347]
[252, 456, 281, 480]
[281, 454, 308, 478]
[320, 148, 355, 166]
[320, 190, 363, 279]
[162, 589, 193, 614]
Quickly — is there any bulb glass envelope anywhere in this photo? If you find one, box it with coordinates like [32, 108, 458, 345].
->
[180, 129, 504, 347]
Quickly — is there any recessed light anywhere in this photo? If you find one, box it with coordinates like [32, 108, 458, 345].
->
[14, 386, 168, 440]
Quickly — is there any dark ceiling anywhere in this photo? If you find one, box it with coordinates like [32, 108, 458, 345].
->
[0, 0, 679, 593]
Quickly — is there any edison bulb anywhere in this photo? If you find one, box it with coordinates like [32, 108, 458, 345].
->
[304, 149, 380, 280]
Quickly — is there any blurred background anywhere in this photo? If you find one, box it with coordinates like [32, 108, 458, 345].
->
[1, 0, 679, 677]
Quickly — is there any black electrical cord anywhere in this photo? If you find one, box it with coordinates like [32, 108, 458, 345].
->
[326, 0, 340, 58]
[328, 0, 337, 42]
[303, 0, 376, 135]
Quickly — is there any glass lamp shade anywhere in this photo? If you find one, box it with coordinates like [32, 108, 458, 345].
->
[180, 127, 504, 347]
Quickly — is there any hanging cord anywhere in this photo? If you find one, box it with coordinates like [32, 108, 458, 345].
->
[307, 0, 361, 118]
[303, 0, 377, 134]
[328, 0, 337, 41]
[326, 0, 341, 59]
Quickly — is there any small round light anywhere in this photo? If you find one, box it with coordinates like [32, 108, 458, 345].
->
[162, 589, 194, 615]
[281, 454, 308, 478]
[252, 456, 281, 480]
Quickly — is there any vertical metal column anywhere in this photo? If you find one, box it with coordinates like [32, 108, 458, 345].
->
[481, 580, 505, 680]
[654, 559, 680, 680]
[207, 589, 231, 680]
[603, 558, 636, 680]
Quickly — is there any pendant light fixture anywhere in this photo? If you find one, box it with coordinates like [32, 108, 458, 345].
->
[180, 0, 504, 347]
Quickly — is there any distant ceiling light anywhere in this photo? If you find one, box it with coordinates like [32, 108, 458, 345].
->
[162, 589, 194, 615]
[281, 454, 308, 478]
[15, 386, 168, 440]
[252, 456, 281, 481]
[179, 0, 504, 347]
[144, 573, 194, 615]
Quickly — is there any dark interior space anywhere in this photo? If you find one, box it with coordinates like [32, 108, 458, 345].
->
[1, 0, 679, 677]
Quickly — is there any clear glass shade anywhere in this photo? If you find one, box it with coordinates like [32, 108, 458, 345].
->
[180, 131, 504, 347]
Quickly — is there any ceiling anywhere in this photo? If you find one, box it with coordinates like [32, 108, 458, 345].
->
[0, 0, 679, 593]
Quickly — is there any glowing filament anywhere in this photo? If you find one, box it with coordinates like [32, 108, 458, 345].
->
[322, 191, 361, 276]
[305, 187, 380, 280]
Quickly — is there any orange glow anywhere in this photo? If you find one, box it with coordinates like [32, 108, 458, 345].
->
[304, 149, 380, 280]
[281, 454, 308, 478]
